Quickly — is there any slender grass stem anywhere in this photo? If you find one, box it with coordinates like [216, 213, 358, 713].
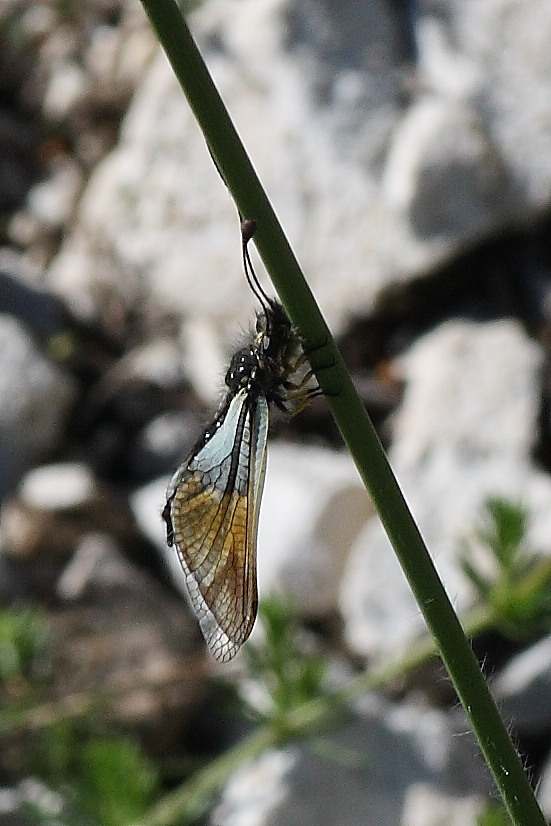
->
[138, 2, 546, 824]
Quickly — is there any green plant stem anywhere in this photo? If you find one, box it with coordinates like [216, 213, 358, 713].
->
[138, 2, 545, 824]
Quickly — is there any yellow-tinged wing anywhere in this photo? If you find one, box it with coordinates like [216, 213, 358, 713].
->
[164, 388, 269, 662]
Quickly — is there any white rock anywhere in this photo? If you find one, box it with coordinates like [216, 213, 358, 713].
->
[416, 16, 482, 101]
[401, 785, 484, 826]
[181, 316, 230, 407]
[211, 748, 299, 826]
[44, 0, 551, 346]
[13, 779, 63, 818]
[130, 476, 166, 548]
[140, 411, 198, 462]
[43, 60, 88, 120]
[27, 160, 83, 230]
[256, 443, 370, 618]
[47, 0, 540, 360]
[341, 320, 551, 660]
[392, 320, 541, 465]
[57, 532, 124, 599]
[20, 462, 96, 510]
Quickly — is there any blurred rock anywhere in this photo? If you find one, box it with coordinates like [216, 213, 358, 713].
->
[0, 778, 63, 825]
[401, 785, 484, 826]
[0, 0, 153, 263]
[433, 0, 551, 213]
[210, 695, 491, 826]
[24, 158, 83, 233]
[44, 0, 398, 333]
[19, 462, 96, 510]
[57, 531, 123, 599]
[341, 320, 551, 660]
[382, 95, 507, 239]
[47, 0, 551, 380]
[0, 461, 145, 599]
[138, 410, 201, 478]
[130, 475, 166, 548]
[0, 314, 76, 499]
[73, 339, 196, 481]
[256, 443, 370, 619]
[43, 61, 88, 121]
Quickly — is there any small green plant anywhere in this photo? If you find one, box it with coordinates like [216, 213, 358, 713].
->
[22, 731, 159, 826]
[25, 720, 79, 787]
[0, 606, 51, 690]
[0, 608, 158, 826]
[72, 736, 160, 826]
[461, 497, 551, 638]
[243, 596, 327, 727]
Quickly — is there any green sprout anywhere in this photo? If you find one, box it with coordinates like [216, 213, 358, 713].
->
[243, 596, 327, 728]
[461, 497, 551, 638]
[0, 606, 51, 690]
[21, 731, 159, 826]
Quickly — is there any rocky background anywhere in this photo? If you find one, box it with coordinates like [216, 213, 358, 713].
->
[2, 0, 551, 824]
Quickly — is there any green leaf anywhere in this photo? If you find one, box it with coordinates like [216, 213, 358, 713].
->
[479, 498, 529, 568]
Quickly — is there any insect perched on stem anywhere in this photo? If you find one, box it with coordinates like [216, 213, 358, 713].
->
[162, 220, 316, 662]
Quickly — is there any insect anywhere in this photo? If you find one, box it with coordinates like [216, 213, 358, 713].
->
[162, 220, 315, 662]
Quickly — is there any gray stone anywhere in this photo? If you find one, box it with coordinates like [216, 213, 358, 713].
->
[382, 95, 507, 240]
[57, 532, 136, 599]
[0, 314, 75, 498]
[435, 0, 551, 212]
[26, 159, 83, 232]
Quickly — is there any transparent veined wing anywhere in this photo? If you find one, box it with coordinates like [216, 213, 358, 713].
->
[164, 387, 269, 662]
